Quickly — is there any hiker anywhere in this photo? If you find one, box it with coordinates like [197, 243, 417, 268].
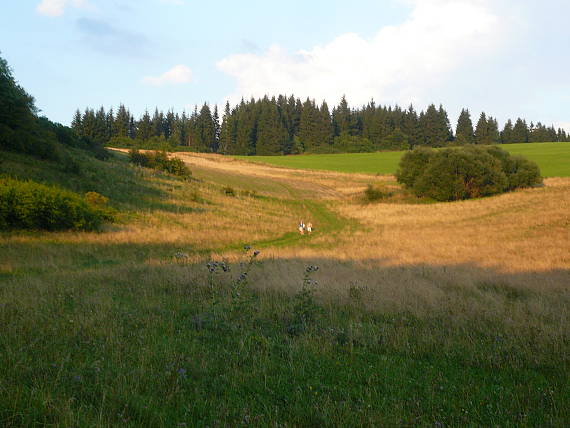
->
[298, 220, 305, 235]
[306, 222, 313, 235]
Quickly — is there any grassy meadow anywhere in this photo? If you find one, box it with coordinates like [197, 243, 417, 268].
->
[239, 142, 570, 177]
[1, 148, 569, 426]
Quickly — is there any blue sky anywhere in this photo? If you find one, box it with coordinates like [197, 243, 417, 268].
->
[2, 0, 569, 130]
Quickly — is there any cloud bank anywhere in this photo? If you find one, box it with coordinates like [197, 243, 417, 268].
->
[36, 0, 87, 17]
[218, 0, 503, 107]
[142, 65, 193, 86]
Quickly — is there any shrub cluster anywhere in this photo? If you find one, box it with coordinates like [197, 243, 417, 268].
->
[364, 184, 394, 202]
[128, 149, 191, 178]
[396, 146, 542, 201]
[0, 178, 110, 231]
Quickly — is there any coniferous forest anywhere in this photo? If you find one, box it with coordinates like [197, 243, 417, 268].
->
[73, 96, 570, 155]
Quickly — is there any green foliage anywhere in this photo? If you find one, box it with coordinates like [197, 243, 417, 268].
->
[333, 133, 375, 153]
[222, 186, 236, 197]
[378, 128, 409, 150]
[455, 108, 474, 145]
[395, 146, 435, 189]
[396, 146, 543, 201]
[364, 184, 394, 202]
[128, 150, 191, 179]
[0, 177, 108, 231]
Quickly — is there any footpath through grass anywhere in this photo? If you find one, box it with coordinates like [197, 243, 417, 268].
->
[238, 142, 570, 177]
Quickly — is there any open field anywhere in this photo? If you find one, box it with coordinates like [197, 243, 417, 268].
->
[1, 149, 569, 426]
[238, 142, 570, 177]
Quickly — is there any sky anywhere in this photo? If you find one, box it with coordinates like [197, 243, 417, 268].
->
[1, 0, 569, 130]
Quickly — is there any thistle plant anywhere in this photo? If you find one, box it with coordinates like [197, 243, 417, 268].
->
[230, 246, 260, 307]
[290, 265, 321, 334]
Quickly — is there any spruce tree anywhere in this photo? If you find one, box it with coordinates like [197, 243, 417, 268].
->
[106, 108, 115, 139]
[455, 108, 474, 145]
[501, 119, 513, 143]
[114, 104, 130, 137]
[93, 106, 107, 144]
[402, 105, 420, 148]
[137, 109, 152, 141]
[419, 104, 449, 147]
[512, 118, 529, 143]
[332, 95, 351, 136]
[71, 109, 82, 135]
[256, 98, 287, 155]
[475, 112, 489, 144]
[212, 105, 221, 151]
[219, 102, 235, 154]
[298, 98, 319, 152]
[487, 116, 500, 144]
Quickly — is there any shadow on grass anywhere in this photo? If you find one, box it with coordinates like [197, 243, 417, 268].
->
[1, 244, 569, 426]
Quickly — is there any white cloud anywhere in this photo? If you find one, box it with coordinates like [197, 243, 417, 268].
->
[142, 65, 193, 86]
[36, 0, 87, 17]
[218, 0, 504, 107]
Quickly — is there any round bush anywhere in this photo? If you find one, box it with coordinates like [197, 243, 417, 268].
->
[396, 146, 542, 201]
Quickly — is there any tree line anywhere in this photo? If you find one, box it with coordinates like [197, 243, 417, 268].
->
[73, 96, 570, 155]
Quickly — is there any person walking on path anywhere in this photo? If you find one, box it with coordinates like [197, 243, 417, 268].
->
[298, 220, 305, 235]
[306, 222, 313, 235]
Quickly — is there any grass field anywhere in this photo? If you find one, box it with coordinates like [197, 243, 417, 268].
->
[1, 148, 569, 426]
[238, 142, 570, 177]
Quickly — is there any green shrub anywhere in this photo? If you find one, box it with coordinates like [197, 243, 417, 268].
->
[222, 186, 236, 197]
[0, 177, 108, 231]
[396, 146, 542, 201]
[332, 134, 375, 153]
[128, 150, 191, 179]
[364, 184, 394, 202]
[395, 147, 435, 189]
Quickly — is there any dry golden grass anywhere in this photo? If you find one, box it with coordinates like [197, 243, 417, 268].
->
[4, 150, 568, 319]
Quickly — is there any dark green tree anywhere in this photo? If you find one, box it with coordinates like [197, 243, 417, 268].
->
[137, 110, 152, 141]
[455, 108, 474, 145]
[512, 118, 529, 143]
[501, 119, 514, 143]
[256, 97, 287, 155]
[474, 112, 489, 144]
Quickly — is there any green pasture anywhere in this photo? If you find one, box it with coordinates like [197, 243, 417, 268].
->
[238, 142, 570, 177]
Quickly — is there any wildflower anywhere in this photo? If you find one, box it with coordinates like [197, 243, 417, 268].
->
[253, 250, 260, 257]
[244, 245, 251, 250]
